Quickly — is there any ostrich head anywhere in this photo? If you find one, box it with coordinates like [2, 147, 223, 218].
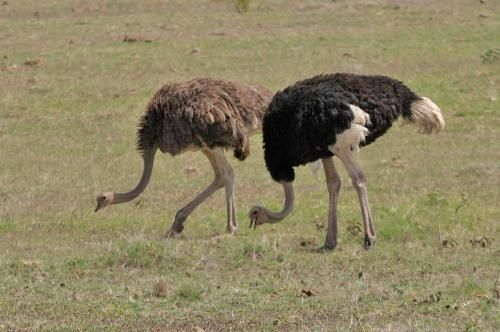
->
[248, 181, 295, 229]
[249, 206, 278, 229]
[95, 192, 114, 212]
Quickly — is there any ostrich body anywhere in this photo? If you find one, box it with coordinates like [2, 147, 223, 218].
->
[96, 78, 272, 237]
[249, 73, 444, 250]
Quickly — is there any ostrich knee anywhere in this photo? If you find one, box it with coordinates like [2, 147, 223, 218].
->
[327, 174, 341, 194]
[351, 171, 367, 191]
[171, 176, 225, 232]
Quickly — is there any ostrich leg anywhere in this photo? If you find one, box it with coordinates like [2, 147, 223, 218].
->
[336, 150, 376, 248]
[213, 149, 238, 233]
[165, 148, 232, 237]
[321, 157, 341, 250]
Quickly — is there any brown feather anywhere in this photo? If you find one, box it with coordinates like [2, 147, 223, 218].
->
[136, 78, 273, 159]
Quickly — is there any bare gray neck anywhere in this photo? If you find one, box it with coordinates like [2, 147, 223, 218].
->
[265, 181, 295, 222]
[113, 149, 156, 204]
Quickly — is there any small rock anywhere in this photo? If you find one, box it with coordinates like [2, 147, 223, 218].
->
[153, 279, 168, 298]
[183, 167, 199, 175]
[24, 59, 41, 66]
[301, 289, 316, 297]
[191, 48, 201, 54]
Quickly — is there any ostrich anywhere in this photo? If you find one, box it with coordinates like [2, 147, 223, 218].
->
[249, 73, 444, 250]
[95, 78, 273, 237]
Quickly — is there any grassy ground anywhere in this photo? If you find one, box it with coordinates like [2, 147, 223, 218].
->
[1, 0, 499, 331]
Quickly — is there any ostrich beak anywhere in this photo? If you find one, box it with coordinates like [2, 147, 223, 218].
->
[249, 217, 256, 229]
[249, 210, 260, 230]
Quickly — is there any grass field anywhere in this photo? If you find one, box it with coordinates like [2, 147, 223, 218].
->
[1, 0, 499, 331]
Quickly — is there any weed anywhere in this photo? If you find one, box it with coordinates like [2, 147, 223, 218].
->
[0, 218, 16, 234]
[99, 241, 172, 268]
[175, 284, 203, 301]
[234, 0, 252, 12]
[481, 48, 500, 63]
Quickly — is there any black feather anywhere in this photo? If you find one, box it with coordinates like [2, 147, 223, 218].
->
[263, 73, 420, 182]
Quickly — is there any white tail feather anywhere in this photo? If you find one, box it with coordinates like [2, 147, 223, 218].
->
[329, 105, 369, 155]
[408, 97, 445, 134]
[350, 104, 371, 127]
[311, 105, 371, 176]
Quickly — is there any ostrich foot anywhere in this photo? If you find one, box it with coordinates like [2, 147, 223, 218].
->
[318, 242, 337, 252]
[226, 224, 238, 234]
[363, 235, 376, 249]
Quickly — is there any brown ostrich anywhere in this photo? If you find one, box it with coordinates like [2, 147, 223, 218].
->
[95, 78, 273, 237]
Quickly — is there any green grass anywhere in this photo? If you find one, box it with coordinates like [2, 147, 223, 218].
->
[1, 0, 499, 331]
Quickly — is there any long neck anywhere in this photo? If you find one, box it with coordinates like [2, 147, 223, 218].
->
[264, 181, 295, 223]
[113, 149, 156, 204]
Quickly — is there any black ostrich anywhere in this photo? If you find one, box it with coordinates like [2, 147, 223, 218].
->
[249, 73, 445, 250]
